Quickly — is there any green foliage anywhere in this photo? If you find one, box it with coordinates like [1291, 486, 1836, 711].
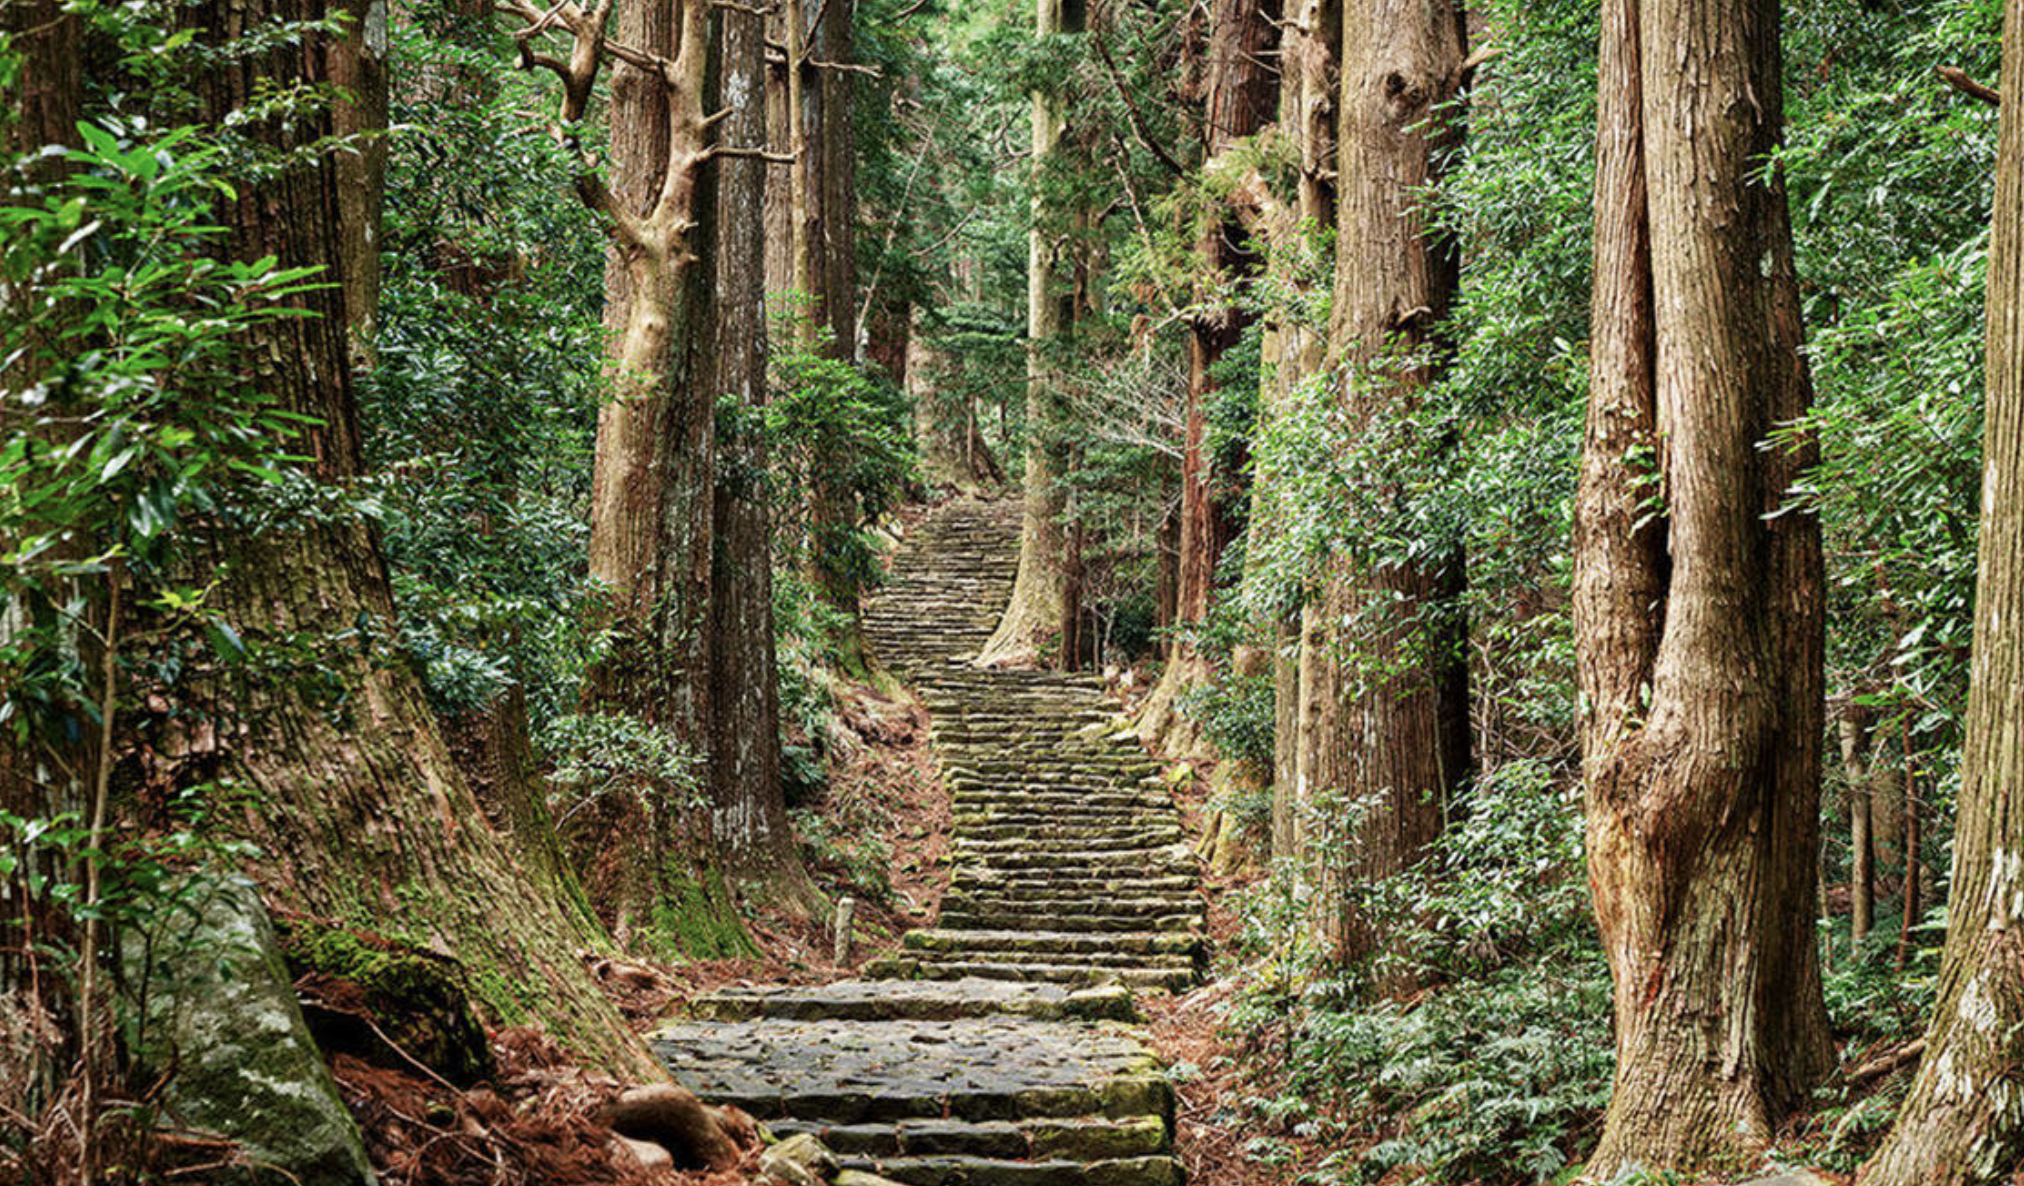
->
[1225, 762, 1607, 1186]
[1178, 673, 1274, 775]
[1, 121, 324, 758]
[540, 711, 705, 824]
[768, 309, 918, 600]
[361, 4, 609, 728]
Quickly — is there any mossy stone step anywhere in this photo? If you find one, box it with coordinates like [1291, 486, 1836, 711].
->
[687, 979, 1137, 1023]
[653, 1017, 1173, 1125]
[869, 958, 1197, 992]
[767, 1114, 1167, 1161]
[903, 929, 1203, 958]
[836, 1154, 1184, 1186]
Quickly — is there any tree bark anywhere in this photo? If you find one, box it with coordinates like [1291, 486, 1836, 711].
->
[1141, 0, 1281, 751]
[708, 0, 822, 919]
[1, 0, 86, 817]
[1863, 14, 2024, 1174]
[328, 0, 388, 359]
[1575, 0, 1833, 1171]
[1259, 0, 1338, 865]
[578, 0, 740, 953]
[1839, 708, 1877, 944]
[1303, 0, 1470, 974]
[978, 0, 1071, 668]
[192, 0, 652, 1074]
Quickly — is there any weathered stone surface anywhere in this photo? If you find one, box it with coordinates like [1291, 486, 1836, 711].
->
[664, 500, 1203, 1186]
[121, 876, 375, 1186]
[692, 977, 1137, 1023]
[759, 1132, 840, 1185]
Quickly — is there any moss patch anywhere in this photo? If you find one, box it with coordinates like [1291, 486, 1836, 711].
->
[651, 863, 760, 961]
[275, 914, 495, 1086]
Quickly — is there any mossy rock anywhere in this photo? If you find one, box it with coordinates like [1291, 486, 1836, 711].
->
[275, 915, 494, 1087]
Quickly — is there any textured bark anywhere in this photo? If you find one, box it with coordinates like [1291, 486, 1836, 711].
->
[1304, 0, 1470, 972]
[708, 0, 821, 918]
[1143, 0, 1281, 752]
[578, 0, 734, 949]
[191, 0, 650, 1074]
[978, 0, 1070, 667]
[1260, 0, 1338, 864]
[328, 0, 388, 355]
[809, 0, 862, 640]
[1839, 708, 1876, 943]
[1576, 0, 1833, 1171]
[1864, 10, 2024, 1175]
[1, 0, 86, 816]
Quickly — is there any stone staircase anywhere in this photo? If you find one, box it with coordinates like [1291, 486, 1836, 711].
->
[654, 499, 1203, 1186]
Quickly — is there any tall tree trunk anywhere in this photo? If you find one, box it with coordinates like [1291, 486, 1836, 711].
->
[1839, 707, 1876, 944]
[1, 0, 85, 817]
[807, 0, 864, 652]
[1575, 0, 1833, 1171]
[1140, 0, 1281, 752]
[194, 0, 652, 1074]
[1303, 0, 1470, 974]
[1864, 14, 2024, 1170]
[329, 0, 388, 359]
[1260, 0, 1339, 866]
[579, 0, 742, 954]
[977, 0, 1071, 667]
[709, 0, 822, 918]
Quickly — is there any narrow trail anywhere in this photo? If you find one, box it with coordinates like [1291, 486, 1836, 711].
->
[655, 498, 1206, 1186]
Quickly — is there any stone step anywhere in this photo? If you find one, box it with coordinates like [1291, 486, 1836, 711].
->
[947, 872, 1196, 894]
[687, 978, 1136, 1023]
[870, 957, 1197, 992]
[836, 1153, 1184, 1186]
[904, 929, 1203, 958]
[943, 891, 1201, 916]
[953, 836, 1186, 858]
[653, 1018, 1173, 1125]
[953, 849, 1195, 874]
[909, 947, 1197, 974]
[768, 1115, 1167, 1162]
[936, 909, 1204, 934]
[958, 822, 1186, 845]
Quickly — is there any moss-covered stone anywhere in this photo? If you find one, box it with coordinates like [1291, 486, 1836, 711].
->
[275, 915, 494, 1086]
[121, 876, 375, 1186]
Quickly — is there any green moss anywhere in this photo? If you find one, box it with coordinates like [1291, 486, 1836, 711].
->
[276, 916, 495, 1085]
[650, 862, 759, 960]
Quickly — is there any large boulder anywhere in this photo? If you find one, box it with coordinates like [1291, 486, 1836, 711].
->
[121, 875, 375, 1186]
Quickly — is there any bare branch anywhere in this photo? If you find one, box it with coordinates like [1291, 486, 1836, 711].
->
[1090, 22, 1187, 178]
[807, 57, 880, 77]
[1939, 65, 2001, 107]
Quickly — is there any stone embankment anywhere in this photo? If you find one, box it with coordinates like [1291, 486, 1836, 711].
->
[656, 500, 1206, 1185]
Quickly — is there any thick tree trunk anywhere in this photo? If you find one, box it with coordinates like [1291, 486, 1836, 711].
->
[193, 0, 651, 1074]
[978, 0, 1072, 668]
[580, 0, 741, 953]
[1575, 0, 1833, 1172]
[1865, 9, 2024, 1175]
[709, 0, 822, 919]
[1302, 0, 1470, 974]
[1142, 0, 1281, 753]
[1, 0, 85, 817]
